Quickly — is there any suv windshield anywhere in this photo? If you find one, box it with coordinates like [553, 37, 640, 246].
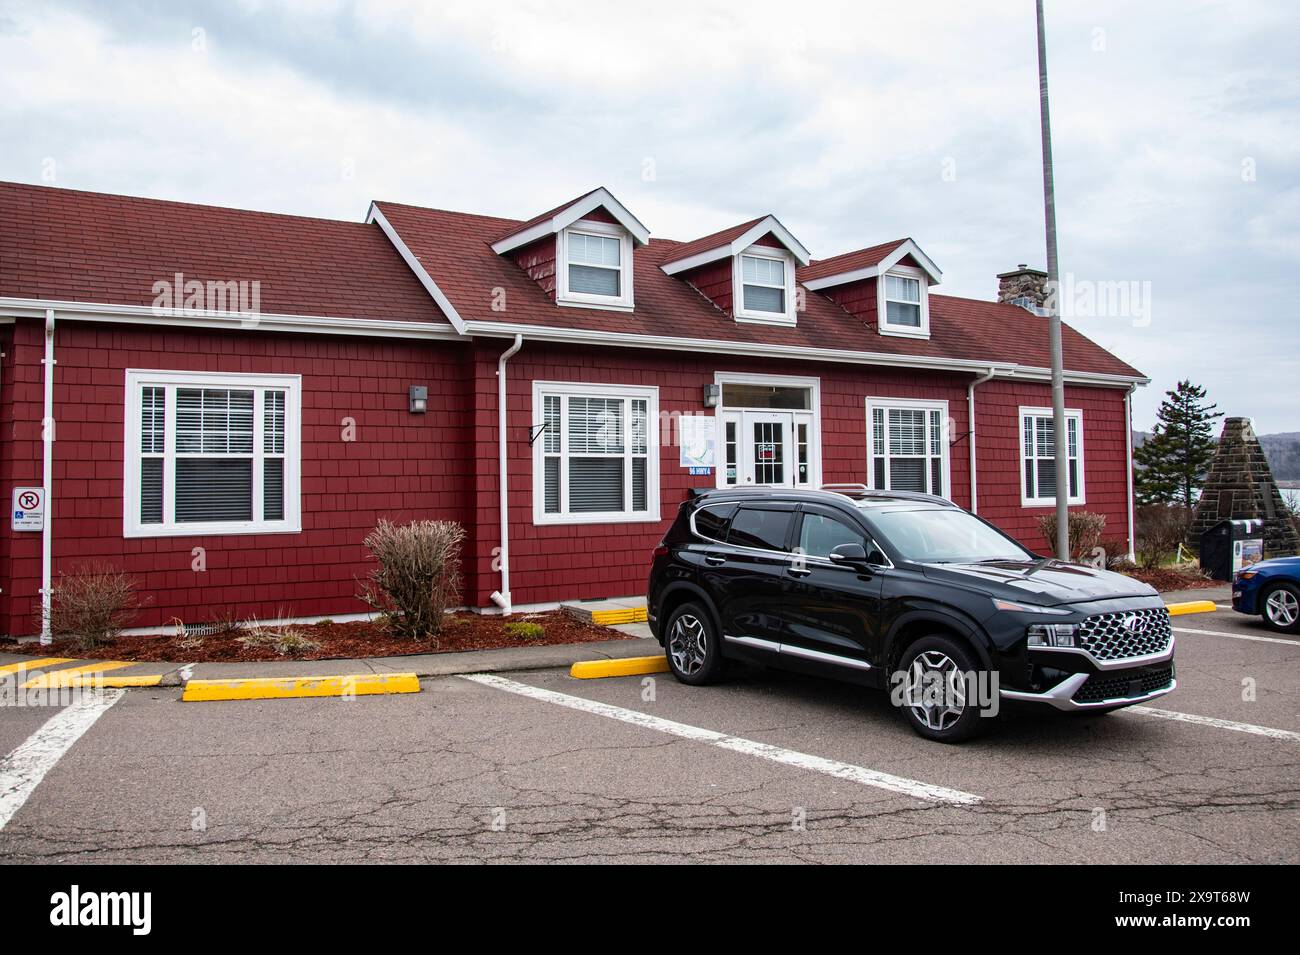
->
[864, 506, 1033, 563]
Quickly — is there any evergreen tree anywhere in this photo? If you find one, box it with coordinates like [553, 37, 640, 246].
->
[1134, 380, 1223, 508]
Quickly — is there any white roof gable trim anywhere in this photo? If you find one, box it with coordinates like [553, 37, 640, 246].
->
[660, 214, 812, 275]
[490, 187, 651, 255]
[801, 238, 943, 290]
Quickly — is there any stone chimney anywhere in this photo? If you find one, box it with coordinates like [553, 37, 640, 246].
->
[997, 264, 1048, 309]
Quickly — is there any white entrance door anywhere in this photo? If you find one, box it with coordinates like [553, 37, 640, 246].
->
[741, 411, 793, 487]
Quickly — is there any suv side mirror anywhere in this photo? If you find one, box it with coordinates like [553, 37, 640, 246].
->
[828, 542, 868, 565]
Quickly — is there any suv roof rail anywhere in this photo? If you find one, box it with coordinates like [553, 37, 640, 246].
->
[821, 483, 868, 492]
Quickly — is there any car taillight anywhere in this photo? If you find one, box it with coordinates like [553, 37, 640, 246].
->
[653, 544, 669, 558]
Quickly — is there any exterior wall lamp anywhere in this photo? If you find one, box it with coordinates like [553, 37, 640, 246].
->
[409, 385, 428, 414]
[703, 383, 721, 408]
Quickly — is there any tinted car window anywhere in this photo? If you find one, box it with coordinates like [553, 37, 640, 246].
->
[798, 512, 863, 558]
[728, 506, 792, 552]
[694, 502, 738, 542]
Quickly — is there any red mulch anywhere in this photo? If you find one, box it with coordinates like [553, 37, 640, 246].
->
[1, 610, 631, 663]
[1122, 568, 1222, 592]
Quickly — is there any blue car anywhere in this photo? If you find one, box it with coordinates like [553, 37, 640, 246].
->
[1233, 556, 1300, 633]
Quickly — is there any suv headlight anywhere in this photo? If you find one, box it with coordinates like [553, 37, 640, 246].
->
[992, 597, 1070, 615]
[1027, 623, 1079, 648]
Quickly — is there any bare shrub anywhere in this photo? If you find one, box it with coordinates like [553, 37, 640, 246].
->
[359, 519, 466, 640]
[1098, 539, 1136, 571]
[46, 564, 143, 650]
[1036, 511, 1107, 563]
[1135, 504, 1191, 569]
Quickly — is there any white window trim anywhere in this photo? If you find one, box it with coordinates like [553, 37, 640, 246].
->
[555, 219, 635, 312]
[733, 245, 797, 326]
[865, 397, 951, 498]
[532, 380, 660, 525]
[123, 369, 302, 538]
[1019, 406, 1086, 507]
[877, 264, 931, 339]
[713, 372, 822, 488]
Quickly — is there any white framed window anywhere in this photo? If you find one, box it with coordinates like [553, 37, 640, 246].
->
[733, 247, 797, 325]
[1020, 407, 1085, 506]
[532, 381, 659, 524]
[866, 397, 950, 498]
[877, 265, 930, 338]
[124, 370, 302, 537]
[556, 220, 634, 310]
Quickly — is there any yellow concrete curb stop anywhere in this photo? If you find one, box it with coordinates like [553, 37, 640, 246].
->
[0, 657, 75, 676]
[1166, 600, 1219, 616]
[570, 655, 669, 679]
[21, 661, 134, 689]
[588, 607, 649, 626]
[182, 672, 421, 702]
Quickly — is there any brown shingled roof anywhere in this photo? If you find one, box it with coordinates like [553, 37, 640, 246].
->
[0, 181, 446, 324]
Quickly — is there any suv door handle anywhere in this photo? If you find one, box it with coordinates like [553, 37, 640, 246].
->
[787, 567, 811, 578]
[704, 553, 727, 566]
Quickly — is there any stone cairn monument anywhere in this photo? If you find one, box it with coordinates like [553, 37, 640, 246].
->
[1188, 417, 1300, 557]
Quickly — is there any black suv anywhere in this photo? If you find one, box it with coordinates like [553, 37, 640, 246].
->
[647, 487, 1175, 742]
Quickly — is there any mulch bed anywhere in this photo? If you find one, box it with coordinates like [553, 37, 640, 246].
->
[0, 610, 631, 663]
[1121, 568, 1222, 592]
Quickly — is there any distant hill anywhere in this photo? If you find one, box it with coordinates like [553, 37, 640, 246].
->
[1133, 429, 1300, 482]
[1259, 432, 1300, 482]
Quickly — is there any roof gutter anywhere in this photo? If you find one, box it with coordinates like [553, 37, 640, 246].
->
[461, 320, 1148, 387]
[967, 367, 998, 514]
[489, 334, 524, 614]
[0, 298, 1149, 388]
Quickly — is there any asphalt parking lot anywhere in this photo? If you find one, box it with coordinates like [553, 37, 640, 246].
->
[0, 597, 1296, 863]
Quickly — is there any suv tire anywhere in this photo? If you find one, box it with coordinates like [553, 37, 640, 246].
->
[895, 634, 990, 743]
[1260, 581, 1300, 634]
[664, 602, 726, 685]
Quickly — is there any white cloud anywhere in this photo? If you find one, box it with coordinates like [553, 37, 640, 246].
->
[1, 0, 1297, 431]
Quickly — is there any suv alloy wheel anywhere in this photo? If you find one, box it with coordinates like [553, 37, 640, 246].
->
[664, 602, 726, 685]
[896, 634, 989, 743]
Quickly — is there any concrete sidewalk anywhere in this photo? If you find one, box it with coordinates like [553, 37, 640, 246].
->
[0, 635, 661, 686]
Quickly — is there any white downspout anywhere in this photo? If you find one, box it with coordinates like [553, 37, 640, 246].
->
[967, 367, 997, 514]
[489, 334, 523, 614]
[1125, 384, 1137, 562]
[40, 308, 55, 644]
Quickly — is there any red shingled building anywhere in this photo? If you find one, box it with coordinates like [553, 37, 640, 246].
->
[0, 182, 1145, 635]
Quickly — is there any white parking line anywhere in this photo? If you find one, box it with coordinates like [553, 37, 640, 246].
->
[0, 689, 124, 831]
[1130, 706, 1300, 741]
[462, 672, 981, 805]
[1173, 625, 1299, 646]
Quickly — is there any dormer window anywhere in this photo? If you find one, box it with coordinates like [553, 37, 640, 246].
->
[557, 221, 634, 310]
[878, 265, 930, 338]
[733, 247, 797, 325]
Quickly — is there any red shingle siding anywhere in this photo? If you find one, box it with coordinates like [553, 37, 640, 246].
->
[459, 340, 1128, 608]
[0, 319, 475, 636]
[973, 380, 1131, 554]
[507, 235, 558, 300]
[823, 278, 879, 329]
[681, 260, 733, 314]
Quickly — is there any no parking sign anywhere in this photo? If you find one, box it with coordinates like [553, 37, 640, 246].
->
[12, 486, 44, 531]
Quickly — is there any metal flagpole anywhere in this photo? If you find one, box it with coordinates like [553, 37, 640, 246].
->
[1036, 0, 1071, 561]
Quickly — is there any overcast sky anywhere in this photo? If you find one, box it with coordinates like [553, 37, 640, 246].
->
[2, 0, 1296, 433]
